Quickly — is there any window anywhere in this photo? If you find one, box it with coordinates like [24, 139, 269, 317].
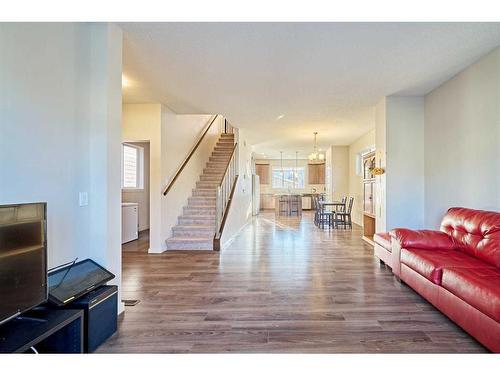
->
[272, 167, 305, 189]
[122, 143, 144, 189]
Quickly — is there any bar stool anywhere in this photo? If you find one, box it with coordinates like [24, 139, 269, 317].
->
[290, 195, 300, 216]
[279, 196, 289, 216]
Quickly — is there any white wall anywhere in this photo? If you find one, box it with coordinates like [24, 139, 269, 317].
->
[424, 47, 500, 227]
[325, 146, 349, 201]
[220, 129, 254, 248]
[375, 96, 425, 232]
[0, 23, 123, 310]
[122, 142, 150, 231]
[348, 129, 376, 226]
[375, 98, 387, 233]
[386, 96, 425, 230]
[330, 146, 349, 201]
[122, 104, 164, 252]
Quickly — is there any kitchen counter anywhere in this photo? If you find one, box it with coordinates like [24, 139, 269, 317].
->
[300, 193, 321, 210]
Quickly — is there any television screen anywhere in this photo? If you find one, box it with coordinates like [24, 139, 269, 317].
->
[48, 259, 114, 305]
[0, 203, 47, 325]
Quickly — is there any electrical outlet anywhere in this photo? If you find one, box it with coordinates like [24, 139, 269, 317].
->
[79, 192, 89, 207]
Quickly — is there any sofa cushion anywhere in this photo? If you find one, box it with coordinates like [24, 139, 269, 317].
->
[400, 248, 494, 285]
[374, 232, 391, 251]
[440, 207, 500, 268]
[441, 267, 500, 323]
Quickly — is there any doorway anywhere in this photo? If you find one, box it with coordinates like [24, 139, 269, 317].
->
[121, 141, 150, 251]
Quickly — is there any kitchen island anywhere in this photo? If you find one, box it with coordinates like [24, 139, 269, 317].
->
[274, 194, 302, 217]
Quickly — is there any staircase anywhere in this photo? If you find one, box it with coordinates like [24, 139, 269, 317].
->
[165, 133, 235, 250]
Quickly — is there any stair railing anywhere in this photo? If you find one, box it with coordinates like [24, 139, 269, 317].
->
[214, 122, 239, 250]
[163, 114, 219, 196]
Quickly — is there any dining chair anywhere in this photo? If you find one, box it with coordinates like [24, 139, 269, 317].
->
[336, 197, 354, 229]
[312, 196, 319, 226]
[317, 198, 334, 229]
[340, 196, 347, 212]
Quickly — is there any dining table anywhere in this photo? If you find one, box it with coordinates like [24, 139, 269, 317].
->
[318, 201, 346, 228]
[318, 201, 345, 211]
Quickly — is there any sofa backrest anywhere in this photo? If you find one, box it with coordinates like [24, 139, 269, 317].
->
[440, 207, 500, 268]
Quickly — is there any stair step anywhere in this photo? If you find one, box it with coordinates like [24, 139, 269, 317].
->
[183, 205, 216, 215]
[205, 162, 227, 168]
[200, 175, 222, 182]
[188, 196, 216, 205]
[172, 225, 215, 237]
[196, 182, 220, 189]
[192, 188, 217, 197]
[203, 168, 226, 175]
[201, 172, 224, 177]
[210, 154, 231, 158]
[166, 237, 213, 251]
[212, 151, 233, 156]
[178, 215, 216, 225]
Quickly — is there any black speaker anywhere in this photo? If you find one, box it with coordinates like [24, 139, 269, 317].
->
[69, 285, 118, 353]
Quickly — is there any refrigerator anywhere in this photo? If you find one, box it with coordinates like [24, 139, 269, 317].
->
[252, 174, 260, 215]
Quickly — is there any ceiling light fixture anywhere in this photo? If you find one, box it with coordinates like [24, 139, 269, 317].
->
[276, 114, 285, 120]
[309, 132, 325, 163]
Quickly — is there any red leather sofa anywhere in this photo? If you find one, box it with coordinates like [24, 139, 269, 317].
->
[387, 207, 500, 352]
[374, 232, 392, 268]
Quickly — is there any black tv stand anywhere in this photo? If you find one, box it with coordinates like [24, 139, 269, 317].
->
[0, 307, 83, 353]
[15, 316, 48, 324]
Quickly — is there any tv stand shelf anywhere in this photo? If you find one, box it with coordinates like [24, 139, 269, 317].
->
[0, 307, 83, 353]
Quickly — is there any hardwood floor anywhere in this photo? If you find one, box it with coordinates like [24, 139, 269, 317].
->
[98, 212, 486, 353]
[122, 229, 149, 253]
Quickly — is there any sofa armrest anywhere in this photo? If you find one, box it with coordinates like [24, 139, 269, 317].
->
[389, 229, 455, 278]
[389, 229, 455, 250]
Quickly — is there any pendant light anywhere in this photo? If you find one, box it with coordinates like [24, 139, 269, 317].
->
[309, 132, 325, 163]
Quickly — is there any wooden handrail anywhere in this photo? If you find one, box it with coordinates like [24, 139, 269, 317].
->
[213, 175, 239, 251]
[163, 114, 218, 196]
[218, 143, 238, 184]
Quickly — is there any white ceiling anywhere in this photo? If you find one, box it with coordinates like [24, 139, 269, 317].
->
[119, 22, 500, 159]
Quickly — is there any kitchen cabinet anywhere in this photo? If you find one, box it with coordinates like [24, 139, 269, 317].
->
[308, 163, 325, 184]
[260, 193, 275, 209]
[255, 164, 270, 185]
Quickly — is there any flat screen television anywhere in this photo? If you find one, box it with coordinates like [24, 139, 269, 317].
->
[0, 203, 48, 325]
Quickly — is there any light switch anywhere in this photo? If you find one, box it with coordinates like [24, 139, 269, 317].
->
[79, 192, 89, 206]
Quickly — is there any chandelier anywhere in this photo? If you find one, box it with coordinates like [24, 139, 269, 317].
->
[308, 132, 325, 162]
